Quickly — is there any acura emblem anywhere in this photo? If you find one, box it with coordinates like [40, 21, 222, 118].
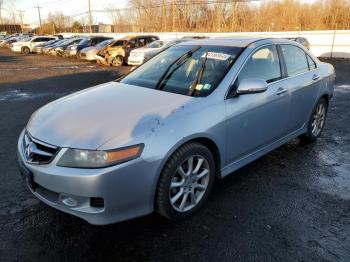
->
[25, 141, 36, 161]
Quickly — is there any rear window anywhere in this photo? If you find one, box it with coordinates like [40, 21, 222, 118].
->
[307, 55, 317, 70]
[281, 45, 309, 76]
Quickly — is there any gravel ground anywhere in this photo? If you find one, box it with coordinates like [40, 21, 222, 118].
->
[0, 49, 349, 262]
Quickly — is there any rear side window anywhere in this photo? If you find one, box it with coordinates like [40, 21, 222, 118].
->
[237, 45, 281, 84]
[307, 55, 317, 70]
[281, 45, 309, 76]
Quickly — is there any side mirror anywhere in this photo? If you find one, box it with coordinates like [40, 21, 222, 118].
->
[236, 78, 268, 95]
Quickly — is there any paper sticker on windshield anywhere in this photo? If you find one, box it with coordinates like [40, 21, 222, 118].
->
[203, 52, 231, 61]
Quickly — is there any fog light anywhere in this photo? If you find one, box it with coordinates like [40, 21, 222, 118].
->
[60, 194, 78, 207]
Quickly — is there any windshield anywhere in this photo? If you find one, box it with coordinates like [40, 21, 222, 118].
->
[96, 39, 114, 47]
[121, 45, 242, 97]
[17, 35, 31, 42]
[147, 40, 165, 48]
[111, 40, 126, 47]
[78, 38, 90, 45]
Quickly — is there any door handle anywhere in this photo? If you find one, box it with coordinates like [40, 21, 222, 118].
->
[276, 87, 287, 95]
[312, 74, 320, 81]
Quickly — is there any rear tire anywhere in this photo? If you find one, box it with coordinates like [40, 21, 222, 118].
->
[156, 142, 215, 221]
[300, 98, 328, 143]
[22, 46, 30, 54]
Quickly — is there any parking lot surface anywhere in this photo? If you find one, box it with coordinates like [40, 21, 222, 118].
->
[0, 48, 349, 262]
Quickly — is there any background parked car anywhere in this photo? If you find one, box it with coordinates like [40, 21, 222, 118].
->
[11, 36, 56, 54]
[0, 34, 27, 48]
[97, 35, 159, 66]
[42, 38, 70, 55]
[127, 39, 188, 66]
[79, 39, 114, 61]
[64, 36, 113, 58]
[32, 39, 62, 54]
[50, 38, 84, 56]
[286, 37, 310, 49]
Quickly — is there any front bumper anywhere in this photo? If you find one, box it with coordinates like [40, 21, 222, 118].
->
[17, 130, 160, 225]
[11, 45, 22, 52]
[65, 49, 78, 57]
[80, 52, 97, 61]
[33, 47, 43, 54]
[127, 59, 144, 66]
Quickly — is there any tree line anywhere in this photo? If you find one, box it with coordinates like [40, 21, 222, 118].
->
[2, 0, 349, 34]
[110, 0, 350, 32]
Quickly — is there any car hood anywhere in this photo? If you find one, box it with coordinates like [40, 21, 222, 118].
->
[27, 82, 194, 150]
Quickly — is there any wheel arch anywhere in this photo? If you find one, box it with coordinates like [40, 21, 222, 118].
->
[155, 135, 223, 186]
[320, 93, 330, 107]
[21, 46, 30, 53]
[152, 135, 222, 211]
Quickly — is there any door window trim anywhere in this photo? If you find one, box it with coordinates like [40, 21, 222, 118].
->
[278, 44, 318, 78]
[225, 44, 283, 99]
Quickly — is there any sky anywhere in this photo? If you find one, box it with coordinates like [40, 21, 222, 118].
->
[3, 0, 128, 25]
[4, 0, 317, 26]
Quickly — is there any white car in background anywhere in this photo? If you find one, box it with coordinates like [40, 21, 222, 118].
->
[11, 36, 56, 54]
[127, 39, 184, 66]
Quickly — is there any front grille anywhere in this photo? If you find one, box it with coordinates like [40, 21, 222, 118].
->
[23, 132, 59, 164]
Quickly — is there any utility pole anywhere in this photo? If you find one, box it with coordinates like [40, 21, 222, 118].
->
[172, 0, 175, 32]
[88, 0, 92, 33]
[0, 0, 2, 25]
[36, 5, 42, 29]
[17, 10, 24, 32]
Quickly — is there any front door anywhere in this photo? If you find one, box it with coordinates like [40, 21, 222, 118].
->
[225, 45, 290, 165]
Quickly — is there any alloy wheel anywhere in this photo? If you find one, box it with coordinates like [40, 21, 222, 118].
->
[112, 56, 123, 66]
[169, 155, 210, 212]
[311, 103, 326, 137]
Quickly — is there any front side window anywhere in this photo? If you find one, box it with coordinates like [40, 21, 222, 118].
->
[127, 40, 136, 48]
[281, 45, 309, 76]
[138, 38, 146, 47]
[237, 45, 281, 84]
[121, 45, 242, 97]
[112, 40, 126, 47]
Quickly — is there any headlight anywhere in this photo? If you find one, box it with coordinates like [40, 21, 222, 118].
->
[71, 45, 77, 50]
[57, 144, 144, 168]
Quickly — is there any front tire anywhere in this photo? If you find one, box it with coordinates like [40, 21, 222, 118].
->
[300, 98, 328, 143]
[156, 142, 215, 221]
[111, 55, 124, 66]
[22, 46, 30, 54]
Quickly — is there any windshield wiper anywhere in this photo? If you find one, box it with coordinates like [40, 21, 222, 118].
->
[155, 47, 200, 90]
[188, 52, 208, 96]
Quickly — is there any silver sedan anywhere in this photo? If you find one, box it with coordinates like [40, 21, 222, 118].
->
[17, 38, 335, 225]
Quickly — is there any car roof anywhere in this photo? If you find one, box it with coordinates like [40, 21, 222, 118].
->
[177, 37, 263, 47]
[177, 37, 303, 48]
[119, 35, 158, 40]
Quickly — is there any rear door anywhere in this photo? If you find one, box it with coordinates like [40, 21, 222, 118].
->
[279, 44, 321, 133]
[225, 45, 290, 164]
